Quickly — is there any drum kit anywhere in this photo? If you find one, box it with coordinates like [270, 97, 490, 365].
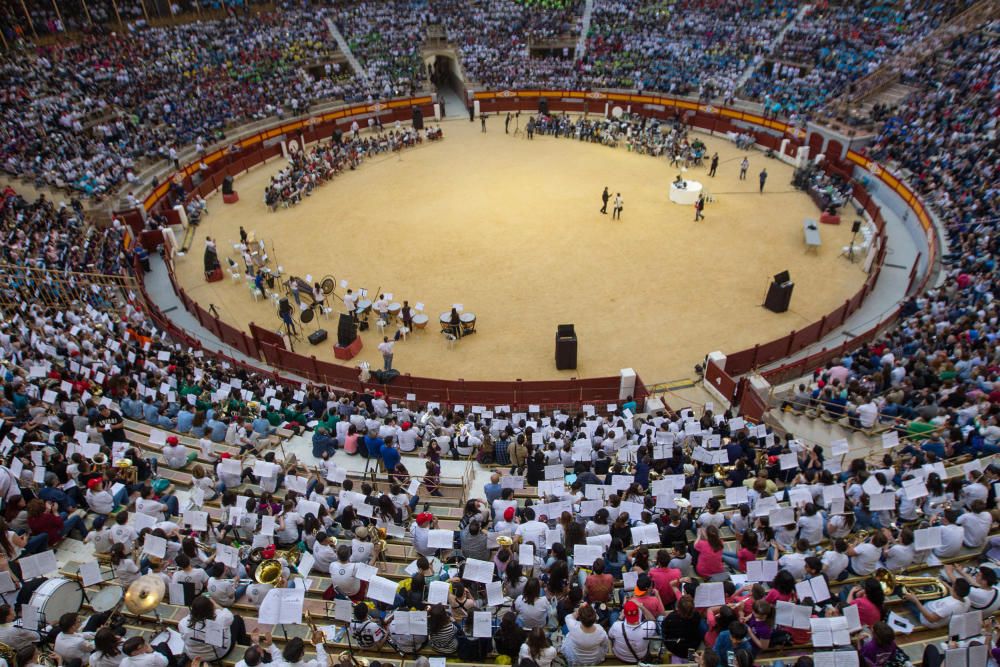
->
[22, 573, 164, 636]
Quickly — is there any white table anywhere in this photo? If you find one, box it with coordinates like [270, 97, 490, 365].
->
[803, 219, 821, 252]
[669, 180, 703, 205]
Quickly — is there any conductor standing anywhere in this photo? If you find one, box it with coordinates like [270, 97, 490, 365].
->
[708, 153, 719, 177]
[505, 113, 511, 134]
[600, 187, 610, 214]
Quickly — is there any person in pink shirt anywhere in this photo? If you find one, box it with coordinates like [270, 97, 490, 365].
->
[648, 549, 683, 605]
[694, 526, 725, 579]
[845, 578, 886, 628]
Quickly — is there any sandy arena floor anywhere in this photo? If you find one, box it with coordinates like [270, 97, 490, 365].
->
[174, 116, 867, 383]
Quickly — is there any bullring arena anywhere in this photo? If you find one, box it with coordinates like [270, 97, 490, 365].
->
[174, 112, 867, 382]
[1, 2, 996, 667]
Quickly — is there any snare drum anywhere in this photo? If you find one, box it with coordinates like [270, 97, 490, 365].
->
[29, 577, 83, 630]
[91, 584, 124, 612]
[412, 314, 429, 330]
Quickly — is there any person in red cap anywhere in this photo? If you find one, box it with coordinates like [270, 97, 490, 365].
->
[162, 434, 197, 469]
[84, 477, 118, 528]
[495, 505, 518, 533]
[608, 599, 659, 662]
[411, 512, 438, 557]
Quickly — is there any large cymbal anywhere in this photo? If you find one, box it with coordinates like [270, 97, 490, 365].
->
[125, 574, 166, 614]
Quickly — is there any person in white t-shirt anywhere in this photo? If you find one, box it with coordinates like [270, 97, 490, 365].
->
[847, 535, 882, 576]
[822, 539, 850, 581]
[329, 545, 362, 597]
[904, 578, 971, 628]
[955, 500, 993, 548]
[608, 600, 658, 663]
[944, 563, 1000, 615]
[935, 510, 966, 558]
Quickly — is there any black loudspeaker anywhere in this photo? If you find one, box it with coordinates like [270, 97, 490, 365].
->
[278, 298, 291, 318]
[555, 324, 577, 370]
[851, 220, 862, 233]
[412, 107, 424, 130]
[308, 329, 328, 345]
[333, 129, 343, 145]
[337, 313, 357, 347]
[539, 98, 549, 116]
[372, 369, 400, 384]
[765, 279, 794, 313]
[773, 270, 790, 284]
[221, 175, 234, 195]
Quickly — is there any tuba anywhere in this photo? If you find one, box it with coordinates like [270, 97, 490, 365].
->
[874, 568, 949, 601]
[0, 642, 15, 666]
[254, 559, 283, 585]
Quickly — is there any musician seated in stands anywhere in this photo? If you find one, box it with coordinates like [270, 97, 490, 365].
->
[0, 604, 39, 650]
[162, 435, 197, 469]
[903, 578, 971, 628]
[312, 427, 338, 459]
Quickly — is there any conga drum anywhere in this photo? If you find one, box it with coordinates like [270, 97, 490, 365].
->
[460, 312, 476, 335]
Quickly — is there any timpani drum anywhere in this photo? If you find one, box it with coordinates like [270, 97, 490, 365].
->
[412, 314, 428, 330]
[460, 312, 476, 334]
[439, 312, 452, 333]
[388, 303, 401, 320]
[356, 299, 372, 316]
[29, 577, 84, 630]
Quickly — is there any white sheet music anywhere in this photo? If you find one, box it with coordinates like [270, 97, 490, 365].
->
[428, 581, 450, 605]
[334, 598, 353, 622]
[19, 550, 58, 580]
[573, 545, 602, 567]
[473, 611, 492, 638]
[79, 560, 103, 587]
[486, 581, 505, 606]
[463, 558, 495, 584]
[367, 576, 399, 605]
[259, 588, 305, 624]
[693, 582, 726, 607]
[427, 529, 453, 549]
[915, 526, 943, 550]
[794, 576, 831, 603]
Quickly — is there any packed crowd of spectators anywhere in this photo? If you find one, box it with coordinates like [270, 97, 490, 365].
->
[0, 187, 127, 274]
[0, 6, 356, 198]
[740, 1, 973, 118]
[336, 1, 429, 100]
[432, 0, 584, 90]
[583, 0, 795, 100]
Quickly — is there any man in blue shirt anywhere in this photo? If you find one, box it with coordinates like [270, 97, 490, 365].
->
[483, 472, 502, 511]
[206, 416, 228, 443]
[142, 398, 160, 424]
[360, 430, 383, 459]
[312, 427, 338, 459]
[380, 438, 400, 474]
[252, 413, 275, 436]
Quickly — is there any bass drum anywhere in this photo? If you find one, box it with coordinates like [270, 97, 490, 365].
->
[29, 577, 83, 630]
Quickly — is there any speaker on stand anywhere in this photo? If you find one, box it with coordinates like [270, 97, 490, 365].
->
[221, 176, 234, 195]
[539, 98, 549, 116]
[337, 313, 357, 347]
[555, 324, 577, 370]
[412, 107, 424, 130]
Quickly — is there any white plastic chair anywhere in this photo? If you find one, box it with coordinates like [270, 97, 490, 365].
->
[249, 285, 262, 302]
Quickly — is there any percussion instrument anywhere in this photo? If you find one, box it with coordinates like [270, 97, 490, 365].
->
[357, 299, 372, 315]
[387, 303, 401, 320]
[124, 574, 166, 614]
[412, 314, 428, 330]
[285, 276, 320, 306]
[91, 584, 124, 612]
[29, 577, 84, 630]
[460, 313, 476, 334]
[320, 275, 337, 295]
